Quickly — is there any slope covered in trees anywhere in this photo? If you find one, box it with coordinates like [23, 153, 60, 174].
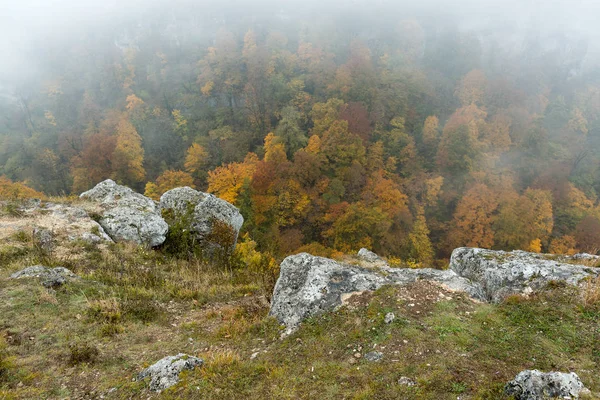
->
[2, 1, 600, 261]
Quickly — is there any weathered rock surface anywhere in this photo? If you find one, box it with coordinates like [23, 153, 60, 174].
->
[80, 179, 168, 247]
[11, 265, 78, 288]
[505, 370, 590, 399]
[269, 253, 479, 334]
[0, 201, 113, 258]
[33, 227, 55, 252]
[450, 247, 600, 302]
[137, 354, 203, 392]
[357, 248, 384, 263]
[160, 186, 244, 250]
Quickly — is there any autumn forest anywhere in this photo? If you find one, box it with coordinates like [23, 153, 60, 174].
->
[2, 0, 600, 263]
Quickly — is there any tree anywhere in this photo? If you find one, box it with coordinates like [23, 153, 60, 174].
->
[406, 207, 434, 263]
[362, 170, 408, 219]
[70, 132, 117, 193]
[184, 143, 210, 185]
[0, 176, 45, 200]
[111, 116, 145, 187]
[549, 236, 578, 255]
[321, 120, 366, 169]
[436, 124, 479, 175]
[449, 184, 498, 249]
[310, 98, 344, 136]
[154, 170, 195, 195]
[207, 153, 259, 204]
[323, 202, 391, 253]
[422, 116, 440, 149]
[274, 107, 307, 158]
[494, 189, 553, 251]
[339, 102, 372, 142]
[455, 69, 487, 106]
[575, 216, 600, 254]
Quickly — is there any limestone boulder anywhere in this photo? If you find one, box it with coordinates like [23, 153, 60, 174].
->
[80, 179, 168, 247]
[160, 187, 243, 251]
[269, 252, 479, 334]
[505, 370, 590, 399]
[137, 354, 203, 392]
[449, 247, 600, 302]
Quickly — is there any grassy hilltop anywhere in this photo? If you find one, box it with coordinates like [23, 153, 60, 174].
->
[1, 199, 599, 399]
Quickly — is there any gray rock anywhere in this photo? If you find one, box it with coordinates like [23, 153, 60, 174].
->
[137, 353, 203, 392]
[505, 370, 590, 399]
[11, 265, 78, 288]
[450, 247, 600, 302]
[81, 179, 168, 247]
[80, 232, 105, 244]
[357, 248, 384, 263]
[269, 253, 479, 334]
[384, 312, 396, 324]
[398, 376, 416, 386]
[364, 351, 383, 362]
[101, 206, 168, 247]
[160, 187, 243, 251]
[33, 227, 54, 252]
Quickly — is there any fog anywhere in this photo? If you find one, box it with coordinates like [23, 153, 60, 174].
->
[2, 0, 600, 88]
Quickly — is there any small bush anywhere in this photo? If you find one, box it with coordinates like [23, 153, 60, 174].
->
[68, 343, 99, 365]
[161, 204, 200, 258]
[121, 297, 164, 323]
[87, 298, 122, 324]
[99, 324, 124, 337]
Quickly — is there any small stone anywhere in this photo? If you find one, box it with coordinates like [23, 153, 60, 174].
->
[137, 354, 203, 392]
[398, 376, 416, 386]
[364, 351, 383, 362]
[11, 265, 77, 288]
[250, 352, 259, 360]
[384, 312, 395, 324]
[353, 353, 361, 358]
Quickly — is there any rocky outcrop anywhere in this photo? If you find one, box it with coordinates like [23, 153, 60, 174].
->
[137, 354, 203, 392]
[450, 247, 600, 302]
[269, 253, 479, 334]
[159, 187, 243, 251]
[80, 179, 168, 247]
[269, 247, 600, 333]
[357, 248, 384, 263]
[11, 265, 78, 288]
[0, 201, 113, 251]
[505, 370, 590, 399]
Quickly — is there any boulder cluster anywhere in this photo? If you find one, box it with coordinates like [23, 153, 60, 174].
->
[269, 247, 599, 334]
[80, 179, 243, 251]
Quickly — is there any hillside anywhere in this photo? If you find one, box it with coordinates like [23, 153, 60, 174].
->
[2, 0, 600, 263]
[1, 189, 599, 399]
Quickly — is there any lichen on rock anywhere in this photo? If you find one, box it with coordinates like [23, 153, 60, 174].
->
[137, 353, 203, 392]
[80, 179, 168, 247]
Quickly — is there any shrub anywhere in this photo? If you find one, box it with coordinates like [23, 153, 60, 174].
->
[161, 203, 197, 258]
[87, 298, 122, 324]
[121, 296, 164, 323]
[68, 343, 99, 365]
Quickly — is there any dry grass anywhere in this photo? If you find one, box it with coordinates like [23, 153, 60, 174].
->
[1, 199, 599, 399]
[582, 277, 600, 308]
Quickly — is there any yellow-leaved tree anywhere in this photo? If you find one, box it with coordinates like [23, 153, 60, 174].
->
[111, 116, 145, 186]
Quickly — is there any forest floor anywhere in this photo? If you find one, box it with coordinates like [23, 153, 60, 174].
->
[0, 204, 599, 399]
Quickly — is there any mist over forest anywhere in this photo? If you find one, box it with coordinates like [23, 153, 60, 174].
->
[2, 0, 600, 261]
